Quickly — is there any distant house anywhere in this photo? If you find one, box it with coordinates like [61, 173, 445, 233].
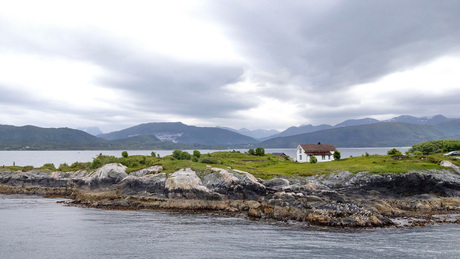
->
[296, 143, 336, 163]
[272, 152, 287, 158]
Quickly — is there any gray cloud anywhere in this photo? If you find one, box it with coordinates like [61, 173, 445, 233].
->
[208, 0, 460, 89]
[1, 1, 460, 131]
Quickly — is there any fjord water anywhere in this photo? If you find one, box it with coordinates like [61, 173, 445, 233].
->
[0, 147, 409, 167]
[1, 195, 460, 259]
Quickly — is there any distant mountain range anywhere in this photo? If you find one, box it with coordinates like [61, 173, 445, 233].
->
[260, 120, 460, 148]
[0, 115, 458, 150]
[260, 114, 453, 140]
[98, 122, 258, 146]
[219, 127, 280, 139]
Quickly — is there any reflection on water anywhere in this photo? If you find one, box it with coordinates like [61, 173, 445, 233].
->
[1, 194, 459, 259]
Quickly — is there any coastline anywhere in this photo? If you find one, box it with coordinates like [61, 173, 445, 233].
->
[2, 162, 460, 228]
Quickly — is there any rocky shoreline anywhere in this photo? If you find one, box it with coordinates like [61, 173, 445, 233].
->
[2, 162, 460, 228]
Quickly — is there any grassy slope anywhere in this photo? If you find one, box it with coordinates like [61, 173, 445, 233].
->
[9, 151, 458, 180]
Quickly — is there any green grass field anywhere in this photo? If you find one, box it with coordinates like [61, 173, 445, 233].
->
[5, 149, 456, 180]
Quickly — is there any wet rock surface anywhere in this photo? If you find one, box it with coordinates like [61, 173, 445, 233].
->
[2, 163, 460, 228]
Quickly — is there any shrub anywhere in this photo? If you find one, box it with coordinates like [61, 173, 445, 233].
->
[200, 157, 219, 164]
[387, 148, 402, 156]
[58, 163, 70, 171]
[334, 150, 341, 160]
[255, 147, 265, 156]
[413, 151, 423, 156]
[22, 166, 34, 172]
[309, 156, 317, 164]
[42, 163, 56, 171]
[122, 151, 129, 158]
[193, 150, 201, 158]
[180, 151, 191, 160]
[409, 140, 460, 155]
[91, 158, 103, 169]
[172, 150, 192, 160]
[248, 148, 255, 155]
[151, 151, 156, 157]
[191, 156, 199, 162]
[172, 150, 182, 160]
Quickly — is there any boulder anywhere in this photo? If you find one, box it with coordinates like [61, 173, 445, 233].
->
[129, 165, 164, 177]
[87, 163, 128, 188]
[118, 173, 167, 196]
[165, 168, 220, 200]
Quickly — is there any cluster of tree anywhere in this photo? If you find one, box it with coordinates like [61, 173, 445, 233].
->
[247, 147, 265, 156]
[172, 149, 202, 162]
[408, 140, 460, 155]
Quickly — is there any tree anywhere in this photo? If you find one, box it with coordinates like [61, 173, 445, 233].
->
[172, 149, 182, 159]
[151, 151, 156, 157]
[121, 151, 129, 158]
[387, 148, 402, 156]
[193, 150, 201, 158]
[248, 148, 255, 155]
[180, 151, 191, 160]
[333, 150, 341, 160]
[255, 147, 265, 156]
[172, 149, 191, 160]
[91, 158, 103, 169]
[309, 156, 317, 164]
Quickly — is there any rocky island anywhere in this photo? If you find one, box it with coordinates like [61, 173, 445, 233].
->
[2, 157, 460, 228]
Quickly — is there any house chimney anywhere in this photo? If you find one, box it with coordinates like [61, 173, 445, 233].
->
[318, 142, 321, 145]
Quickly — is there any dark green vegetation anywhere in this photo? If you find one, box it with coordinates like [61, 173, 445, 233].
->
[5, 143, 459, 180]
[261, 121, 460, 148]
[409, 140, 460, 155]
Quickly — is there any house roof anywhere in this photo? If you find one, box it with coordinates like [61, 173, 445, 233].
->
[299, 144, 336, 155]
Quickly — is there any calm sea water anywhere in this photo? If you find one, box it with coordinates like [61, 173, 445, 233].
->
[1, 194, 459, 259]
[0, 147, 409, 167]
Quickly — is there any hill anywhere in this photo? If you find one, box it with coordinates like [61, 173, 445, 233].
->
[99, 122, 258, 146]
[0, 125, 109, 150]
[220, 127, 280, 139]
[263, 114, 454, 140]
[260, 122, 455, 148]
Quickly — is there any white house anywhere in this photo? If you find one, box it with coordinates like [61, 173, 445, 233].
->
[296, 143, 337, 163]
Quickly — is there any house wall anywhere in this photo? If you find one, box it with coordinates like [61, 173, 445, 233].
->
[296, 146, 308, 162]
[296, 145, 334, 163]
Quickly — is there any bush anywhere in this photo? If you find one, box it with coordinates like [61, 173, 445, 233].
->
[387, 148, 402, 156]
[180, 151, 191, 160]
[193, 150, 201, 158]
[255, 147, 265, 156]
[122, 151, 129, 158]
[172, 150, 192, 160]
[334, 150, 341, 160]
[22, 166, 34, 172]
[248, 148, 255, 155]
[309, 156, 318, 164]
[151, 151, 156, 157]
[413, 151, 423, 156]
[58, 163, 70, 171]
[91, 158, 103, 169]
[200, 157, 219, 164]
[42, 163, 56, 171]
[191, 156, 199, 162]
[409, 140, 460, 155]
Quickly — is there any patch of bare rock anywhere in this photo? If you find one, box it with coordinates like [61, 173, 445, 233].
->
[2, 162, 460, 228]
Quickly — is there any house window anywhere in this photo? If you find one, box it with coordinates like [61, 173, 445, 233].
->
[322, 155, 325, 160]
[299, 155, 302, 160]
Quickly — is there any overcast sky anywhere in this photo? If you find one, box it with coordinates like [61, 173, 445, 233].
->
[1, 0, 459, 133]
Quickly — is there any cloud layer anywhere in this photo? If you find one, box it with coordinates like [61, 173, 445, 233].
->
[1, 0, 459, 132]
